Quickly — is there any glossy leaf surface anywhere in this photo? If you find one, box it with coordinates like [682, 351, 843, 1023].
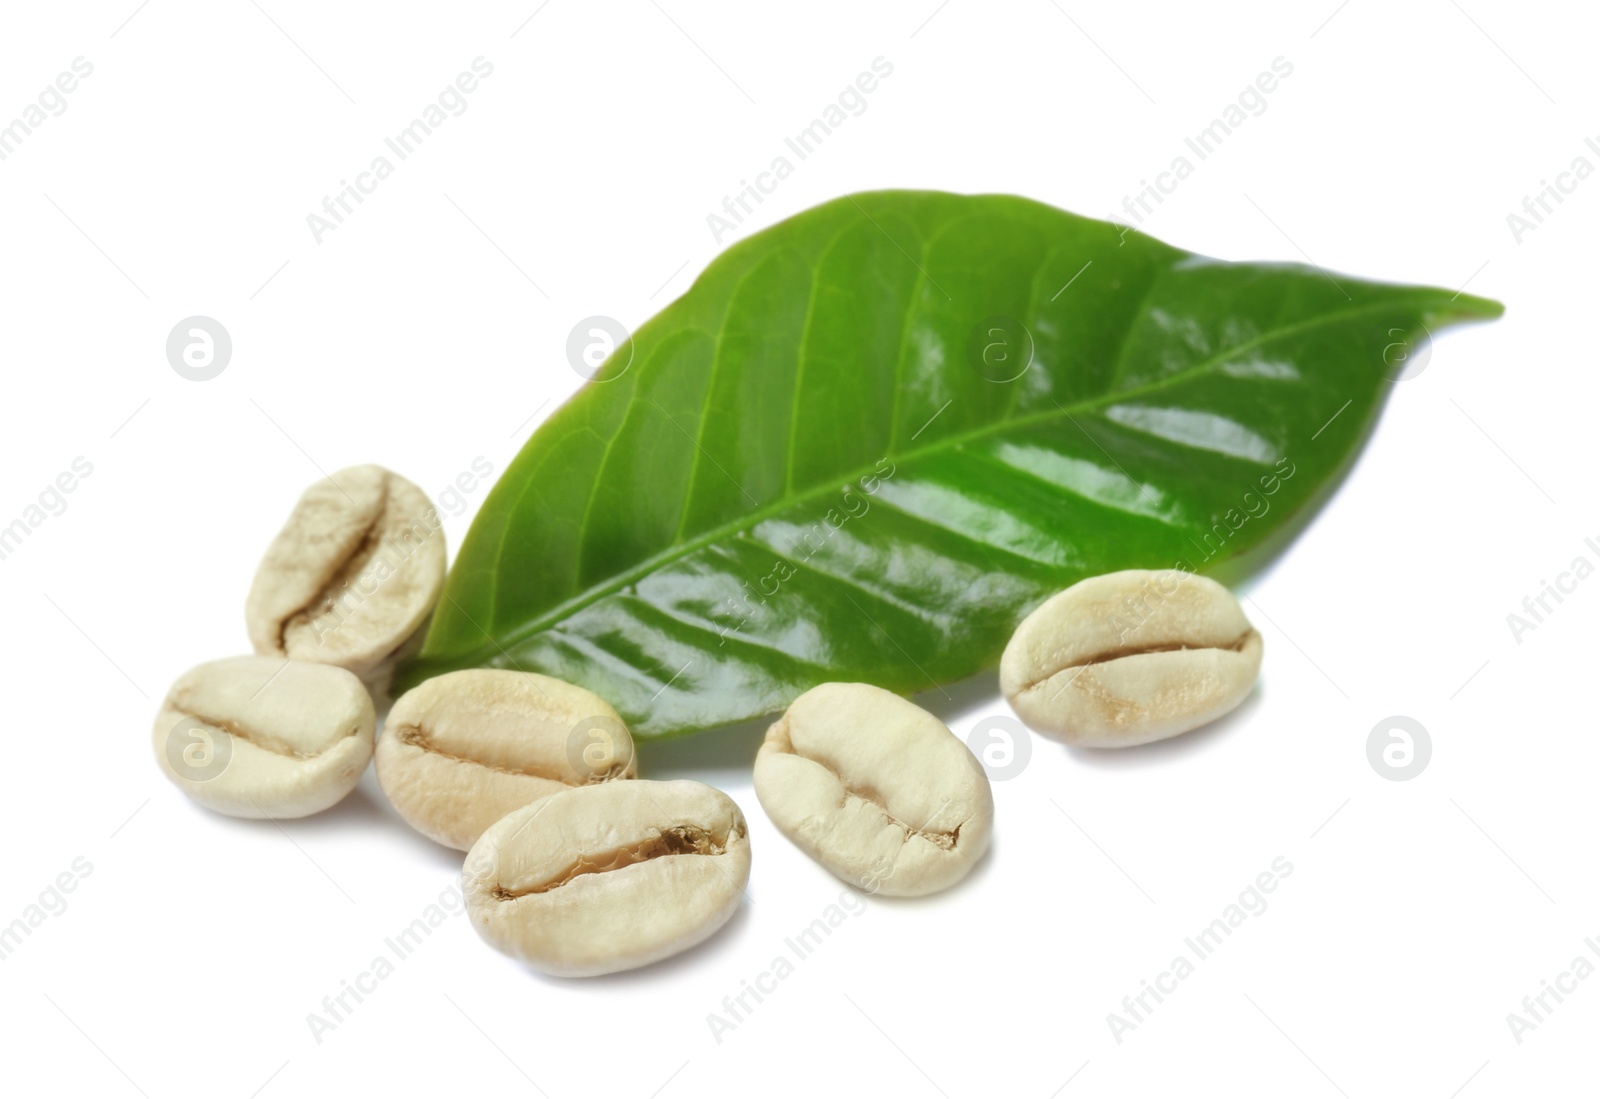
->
[396, 191, 1501, 737]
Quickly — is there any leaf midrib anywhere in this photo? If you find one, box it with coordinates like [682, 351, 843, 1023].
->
[475, 296, 1450, 662]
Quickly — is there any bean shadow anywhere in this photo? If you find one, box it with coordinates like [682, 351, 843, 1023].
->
[202, 766, 464, 875]
[912, 666, 1002, 727]
[635, 716, 768, 782]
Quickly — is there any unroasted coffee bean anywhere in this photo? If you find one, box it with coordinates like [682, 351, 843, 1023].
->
[754, 683, 992, 898]
[153, 655, 375, 818]
[1000, 568, 1262, 747]
[376, 669, 636, 851]
[463, 780, 750, 977]
[245, 464, 445, 682]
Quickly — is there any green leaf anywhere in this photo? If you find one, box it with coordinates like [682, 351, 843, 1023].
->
[396, 190, 1501, 738]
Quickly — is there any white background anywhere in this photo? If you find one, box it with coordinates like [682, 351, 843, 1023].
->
[0, 1, 1592, 1096]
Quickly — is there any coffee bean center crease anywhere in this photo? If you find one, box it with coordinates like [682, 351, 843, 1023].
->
[492, 823, 745, 899]
[278, 487, 388, 650]
[1020, 629, 1257, 691]
[174, 703, 357, 760]
[832, 778, 963, 850]
[394, 726, 624, 783]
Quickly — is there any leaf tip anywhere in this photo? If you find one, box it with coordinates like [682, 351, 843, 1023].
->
[1441, 291, 1505, 323]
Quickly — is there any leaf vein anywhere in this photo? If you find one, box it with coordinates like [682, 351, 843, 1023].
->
[452, 297, 1456, 664]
